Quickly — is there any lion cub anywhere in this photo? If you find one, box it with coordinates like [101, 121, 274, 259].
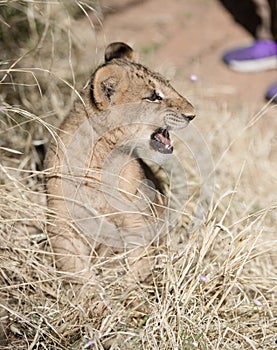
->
[45, 42, 195, 278]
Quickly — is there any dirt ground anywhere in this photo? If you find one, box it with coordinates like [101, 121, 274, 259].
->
[74, 0, 277, 112]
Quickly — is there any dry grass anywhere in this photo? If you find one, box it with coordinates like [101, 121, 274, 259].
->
[0, 1, 276, 349]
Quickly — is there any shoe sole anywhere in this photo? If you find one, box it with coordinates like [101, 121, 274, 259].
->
[227, 56, 277, 72]
[265, 92, 277, 103]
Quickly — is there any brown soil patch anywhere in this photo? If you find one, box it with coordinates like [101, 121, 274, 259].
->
[78, 0, 277, 110]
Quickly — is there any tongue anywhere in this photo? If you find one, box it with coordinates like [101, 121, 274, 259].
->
[150, 128, 173, 154]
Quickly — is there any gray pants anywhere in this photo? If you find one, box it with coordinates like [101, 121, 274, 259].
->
[219, 0, 277, 41]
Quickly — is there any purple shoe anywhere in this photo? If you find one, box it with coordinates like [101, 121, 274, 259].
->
[222, 40, 277, 72]
[265, 81, 277, 103]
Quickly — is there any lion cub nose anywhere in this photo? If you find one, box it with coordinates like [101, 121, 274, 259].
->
[182, 113, 196, 122]
[181, 100, 196, 122]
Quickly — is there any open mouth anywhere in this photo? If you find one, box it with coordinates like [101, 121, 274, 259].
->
[150, 127, 173, 154]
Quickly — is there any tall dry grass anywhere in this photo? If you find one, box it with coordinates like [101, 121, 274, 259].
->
[0, 1, 276, 349]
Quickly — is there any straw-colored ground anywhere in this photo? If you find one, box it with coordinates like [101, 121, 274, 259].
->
[0, 1, 276, 349]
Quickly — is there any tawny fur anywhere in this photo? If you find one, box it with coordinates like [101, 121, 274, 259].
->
[44, 42, 195, 278]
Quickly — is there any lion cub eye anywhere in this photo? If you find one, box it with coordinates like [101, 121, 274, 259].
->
[145, 90, 164, 102]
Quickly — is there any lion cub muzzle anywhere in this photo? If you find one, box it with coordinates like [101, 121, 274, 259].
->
[150, 104, 195, 154]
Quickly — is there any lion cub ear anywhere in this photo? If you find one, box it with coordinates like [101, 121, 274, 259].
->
[91, 64, 129, 110]
[104, 42, 138, 63]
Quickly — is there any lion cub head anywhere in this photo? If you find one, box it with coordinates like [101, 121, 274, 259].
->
[88, 42, 195, 155]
